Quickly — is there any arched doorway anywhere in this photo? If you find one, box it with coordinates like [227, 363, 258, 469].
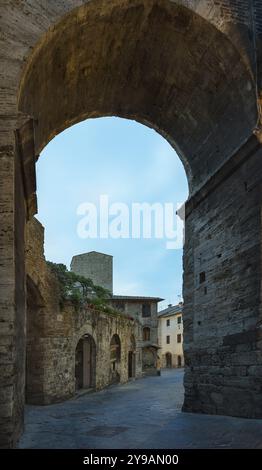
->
[110, 334, 121, 384]
[128, 335, 136, 379]
[177, 355, 182, 368]
[166, 352, 172, 368]
[75, 334, 96, 391]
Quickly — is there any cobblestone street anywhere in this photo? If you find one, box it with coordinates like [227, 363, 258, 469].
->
[19, 369, 262, 449]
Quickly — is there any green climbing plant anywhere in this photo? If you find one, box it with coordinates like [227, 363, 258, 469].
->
[47, 262, 135, 322]
[47, 261, 112, 309]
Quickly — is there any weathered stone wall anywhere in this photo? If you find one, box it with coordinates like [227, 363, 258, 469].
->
[25, 219, 142, 404]
[0, 136, 25, 449]
[183, 137, 262, 418]
[26, 303, 142, 404]
[25, 218, 61, 404]
[112, 301, 159, 344]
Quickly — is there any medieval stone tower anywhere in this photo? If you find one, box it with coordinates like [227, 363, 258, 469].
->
[71, 252, 113, 293]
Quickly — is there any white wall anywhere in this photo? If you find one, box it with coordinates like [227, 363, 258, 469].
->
[158, 312, 184, 368]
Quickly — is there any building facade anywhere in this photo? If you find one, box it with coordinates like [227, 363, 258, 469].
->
[158, 303, 184, 369]
[110, 296, 163, 375]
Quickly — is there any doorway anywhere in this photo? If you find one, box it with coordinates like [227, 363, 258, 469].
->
[75, 335, 96, 390]
[166, 352, 172, 368]
[128, 335, 136, 379]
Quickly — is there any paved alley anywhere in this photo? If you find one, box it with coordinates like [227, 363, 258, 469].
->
[19, 369, 262, 449]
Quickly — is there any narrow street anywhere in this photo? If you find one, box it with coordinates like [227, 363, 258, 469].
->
[19, 369, 262, 449]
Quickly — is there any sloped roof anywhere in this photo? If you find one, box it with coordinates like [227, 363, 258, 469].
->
[72, 251, 113, 258]
[112, 295, 164, 302]
[158, 303, 183, 318]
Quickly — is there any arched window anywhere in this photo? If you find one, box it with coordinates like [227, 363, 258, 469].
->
[130, 335, 136, 351]
[110, 334, 121, 363]
[143, 327, 150, 341]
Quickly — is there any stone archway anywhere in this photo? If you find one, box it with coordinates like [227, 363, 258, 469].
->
[18, 0, 257, 195]
[1, 0, 262, 448]
[75, 334, 96, 391]
[15, 0, 262, 422]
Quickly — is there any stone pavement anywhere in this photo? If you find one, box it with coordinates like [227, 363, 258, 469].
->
[18, 369, 262, 449]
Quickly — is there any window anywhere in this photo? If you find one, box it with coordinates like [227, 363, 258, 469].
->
[143, 327, 150, 341]
[110, 334, 121, 362]
[142, 303, 151, 317]
[166, 336, 170, 344]
[115, 302, 125, 312]
[177, 334, 182, 343]
[177, 316, 182, 324]
[166, 319, 170, 326]
[199, 271, 206, 284]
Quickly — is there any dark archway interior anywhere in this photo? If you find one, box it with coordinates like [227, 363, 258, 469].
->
[110, 334, 121, 363]
[110, 334, 121, 384]
[75, 334, 96, 390]
[166, 352, 172, 368]
[128, 335, 136, 378]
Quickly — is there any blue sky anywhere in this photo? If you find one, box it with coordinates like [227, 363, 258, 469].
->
[36, 117, 188, 310]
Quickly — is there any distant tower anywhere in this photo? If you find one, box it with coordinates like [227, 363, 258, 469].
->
[70, 251, 113, 293]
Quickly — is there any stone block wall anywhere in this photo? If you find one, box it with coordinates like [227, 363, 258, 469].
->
[25, 219, 142, 405]
[0, 140, 19, 449]
[26, 305, 142, 405]
[0, 132, 28, 448]
[183, 137, 262, 418]
[26, 303, 142, 405]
